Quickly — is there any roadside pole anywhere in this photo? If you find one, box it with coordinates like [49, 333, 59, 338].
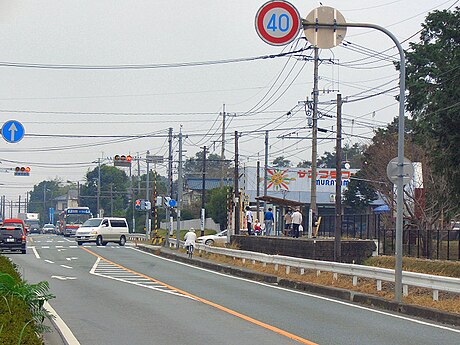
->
[302, 16, 406, 303]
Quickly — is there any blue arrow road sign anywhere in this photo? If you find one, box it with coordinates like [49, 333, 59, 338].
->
[1, 120, 25, 143]
[168, 199, 177, 208]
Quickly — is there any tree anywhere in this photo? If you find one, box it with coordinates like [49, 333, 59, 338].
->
[27, 179, 64, 223]
[346, 118, 458, 256]
[403, 7, 460, 211]
[184, 152, 231, 179]
[206, 187, 229, 231]
[80, 165, 130, 217]
[317, 143, 366, 168]
[272, 156, 291, 167]
[297, 160, 312, 168]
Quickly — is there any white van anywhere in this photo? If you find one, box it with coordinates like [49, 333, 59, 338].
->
[75, 217, 129, 246]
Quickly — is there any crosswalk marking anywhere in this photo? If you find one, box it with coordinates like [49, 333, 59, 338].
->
[90, 257, 194, 299]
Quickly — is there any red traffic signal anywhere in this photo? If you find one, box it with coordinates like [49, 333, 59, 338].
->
[114, 154, 132, 167]
[14, 166, 31, 176]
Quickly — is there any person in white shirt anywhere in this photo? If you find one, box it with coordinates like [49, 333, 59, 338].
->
[184, 228, 197, 256]
[245, 206, 253, 235]
[291, 208, 303, 238]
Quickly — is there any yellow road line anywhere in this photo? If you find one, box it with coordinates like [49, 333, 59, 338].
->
[81, 247, 319, 345]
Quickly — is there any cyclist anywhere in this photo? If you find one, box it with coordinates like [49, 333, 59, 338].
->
[184, 228, 197, 258]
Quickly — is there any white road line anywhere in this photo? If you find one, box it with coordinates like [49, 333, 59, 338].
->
[31, 246, 40, 259]
[44, 302, 80, 345]
[89, 257, 193, 299]
[60, 265, 73, 269]
[42, 246, 50, 249]
[44, 259, 54, 264]
[51, 276, 77, 281]
[130, 247, 460, 334]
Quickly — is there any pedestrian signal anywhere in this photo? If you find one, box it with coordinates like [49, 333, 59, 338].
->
[114, 154, 132, 167]
[135, 199, 141, 210]
[14, 166, 30, 176]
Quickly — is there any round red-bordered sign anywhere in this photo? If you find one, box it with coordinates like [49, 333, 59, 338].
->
[255, 0, 301, 46]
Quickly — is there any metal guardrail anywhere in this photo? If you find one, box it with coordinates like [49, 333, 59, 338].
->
[192, 243, 460, 300]
[128, 237, 460, 300]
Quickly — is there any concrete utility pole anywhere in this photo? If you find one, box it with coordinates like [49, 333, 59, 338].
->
[97, 158, 101, 217]
[309, 47, 319, 237]
[176, 129, 183, 248]
[334, 94, 343, 262]
[263, 130, 269, 211]
[220, 104, 226, 187]
[234, 131, 240, 235]
[166, 127, 173, 246]
[256, 160, 261, 222]
[201, 146, 207, 237]
[145, 151, 150, 238]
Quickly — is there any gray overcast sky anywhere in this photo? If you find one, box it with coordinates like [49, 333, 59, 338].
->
[0, 0, 457, 204]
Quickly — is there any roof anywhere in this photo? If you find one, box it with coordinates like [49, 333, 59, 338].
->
[255, 196, 305, 208]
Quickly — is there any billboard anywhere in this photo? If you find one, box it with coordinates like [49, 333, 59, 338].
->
[242, 166, 358, 204]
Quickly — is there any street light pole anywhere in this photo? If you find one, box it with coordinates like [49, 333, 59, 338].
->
[302, 19, 406, 302]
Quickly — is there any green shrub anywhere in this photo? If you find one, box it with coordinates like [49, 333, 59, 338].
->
[0, 255, 55, 345]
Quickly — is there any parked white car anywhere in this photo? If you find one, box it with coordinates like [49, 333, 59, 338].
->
[196, 230, 228, 246]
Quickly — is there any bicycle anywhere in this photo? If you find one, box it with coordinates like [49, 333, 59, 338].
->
[186, 244, 194, 259]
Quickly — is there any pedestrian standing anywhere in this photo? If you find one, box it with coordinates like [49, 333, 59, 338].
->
[264, 207, 274, 236]
[291, 208, 303, 238]
[284, 209, 292, 236]
[245, 206, 253, 235]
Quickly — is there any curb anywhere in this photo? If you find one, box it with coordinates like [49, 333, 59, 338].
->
[137, 244, 460, 328]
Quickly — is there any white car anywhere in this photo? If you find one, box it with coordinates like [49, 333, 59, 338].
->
[196, 230, 228, 246]
[42, 224, 56, 234]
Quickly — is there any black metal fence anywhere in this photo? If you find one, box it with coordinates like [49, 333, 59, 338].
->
[318, 214, 460, 261]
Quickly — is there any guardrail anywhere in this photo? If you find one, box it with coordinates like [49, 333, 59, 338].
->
[129, 236, 460, 300]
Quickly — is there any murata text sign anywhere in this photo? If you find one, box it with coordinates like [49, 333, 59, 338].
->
[255, 1, 301, 46]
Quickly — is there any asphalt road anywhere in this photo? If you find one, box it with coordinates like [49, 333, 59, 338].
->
[5, 234, 460, 345]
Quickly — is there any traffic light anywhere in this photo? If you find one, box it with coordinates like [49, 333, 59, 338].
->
[114, 154, 132, 167]
[14, 166, 30, 176]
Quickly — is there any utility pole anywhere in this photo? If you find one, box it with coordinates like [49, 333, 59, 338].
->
[334, 94, 343, 262]
[166, 127, 173, 246]
[256, 160, 261, 222]
[43, 182, 47, 224]
[97, 158, 101, 217]
[234, 131, 240, 235]
[18, 195, 21, 214]
[201, 145, 207, 237]
[137, 152, 141, 193]
[264, 130, 269, 211]
[309, 47, 319, 238]
[220, 104, 226, 187]
[110, 184, 113, 216]
[176, 129, 183, 248]
[145, 151, 150, 239]
[130, 164, 135, 233]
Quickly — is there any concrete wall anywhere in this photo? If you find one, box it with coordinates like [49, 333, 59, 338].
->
[230, 236, 376, 264]
[160, 217, 220, 232]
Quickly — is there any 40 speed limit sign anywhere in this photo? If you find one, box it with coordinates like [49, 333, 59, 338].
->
[255, 0, 301, 46]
